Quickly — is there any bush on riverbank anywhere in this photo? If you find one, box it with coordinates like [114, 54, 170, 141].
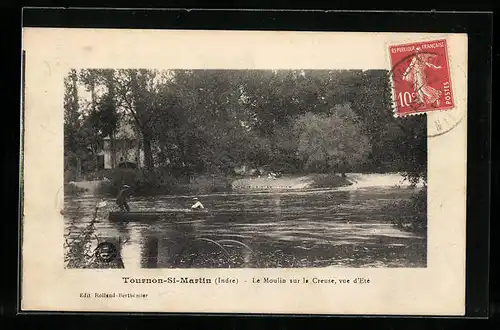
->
[95, 168, 234, 197]
[94, 169, 354, 196]
[309, 173, 353, 189]
[384, 188, 427, 233]
[96, 168, 179, 196]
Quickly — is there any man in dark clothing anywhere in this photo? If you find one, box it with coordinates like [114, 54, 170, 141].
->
[116, 184, 131, 212]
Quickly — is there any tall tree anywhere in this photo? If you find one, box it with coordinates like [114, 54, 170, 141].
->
[63, 69, 82, 179]
[294, 104, 371, 175]
[113, 69, 166, 170]
[64, 68, 426, 182]
[79, 69, 102, 172]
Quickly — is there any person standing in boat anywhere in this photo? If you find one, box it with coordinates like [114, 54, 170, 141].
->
[191, 197, 204, 209]
[116, 184, 132, 212]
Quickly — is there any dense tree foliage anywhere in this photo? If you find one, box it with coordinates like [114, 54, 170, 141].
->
[64, 69, 427, 184]
[64, 69, 82, 179]
[294, 104, 371, 175]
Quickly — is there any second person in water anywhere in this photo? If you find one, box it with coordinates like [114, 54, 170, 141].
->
[191, 197, 204, 209]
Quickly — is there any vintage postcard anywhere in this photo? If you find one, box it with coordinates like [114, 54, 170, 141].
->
[20, 28, 467, 315]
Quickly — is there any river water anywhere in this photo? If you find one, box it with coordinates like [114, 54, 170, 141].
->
[64, 179, 426, 269]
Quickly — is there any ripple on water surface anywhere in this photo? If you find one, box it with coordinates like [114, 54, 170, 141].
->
[64, 187, 426, 268]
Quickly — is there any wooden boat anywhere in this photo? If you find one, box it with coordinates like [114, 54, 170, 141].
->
[108, 208, 209, 222]
[108, 208, 301, 222]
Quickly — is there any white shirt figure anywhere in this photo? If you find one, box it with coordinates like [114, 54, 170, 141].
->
[191, 197, 204, 209]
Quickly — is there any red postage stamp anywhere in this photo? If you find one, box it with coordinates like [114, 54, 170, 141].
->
[389, 39, 455, 117]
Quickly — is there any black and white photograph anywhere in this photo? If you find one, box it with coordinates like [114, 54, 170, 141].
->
[21, 26, 471, 315]
[63, 68, 427, 269]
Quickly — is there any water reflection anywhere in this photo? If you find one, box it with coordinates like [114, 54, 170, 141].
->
[65, 186, 426, 269]
[141, 236, 158, 268]
[120, 224, 142, 269]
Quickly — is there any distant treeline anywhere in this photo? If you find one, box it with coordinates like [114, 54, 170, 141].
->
[64, 69, 426, 184]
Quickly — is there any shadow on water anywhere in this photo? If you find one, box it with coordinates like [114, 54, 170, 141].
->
[65, 187, 427, 269]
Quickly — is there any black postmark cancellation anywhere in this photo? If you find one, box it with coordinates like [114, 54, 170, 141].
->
[90, 240, 125, 268]
[95, 242, 118, 263]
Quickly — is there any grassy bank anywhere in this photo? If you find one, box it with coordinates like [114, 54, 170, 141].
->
[231, 172, 353, 191]
[94, 168, 234, 197]
[79, 169, 355, 197]
[383, 188, 427, 234]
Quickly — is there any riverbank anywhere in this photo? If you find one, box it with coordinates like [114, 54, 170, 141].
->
[232, 172, 421, 192]
[66, 171, 235, 197]
[65, 170, 421, 198]
[232, 173, 352, 192]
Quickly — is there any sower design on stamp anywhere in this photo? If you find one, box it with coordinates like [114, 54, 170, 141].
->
[389, 39, 455, 117]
